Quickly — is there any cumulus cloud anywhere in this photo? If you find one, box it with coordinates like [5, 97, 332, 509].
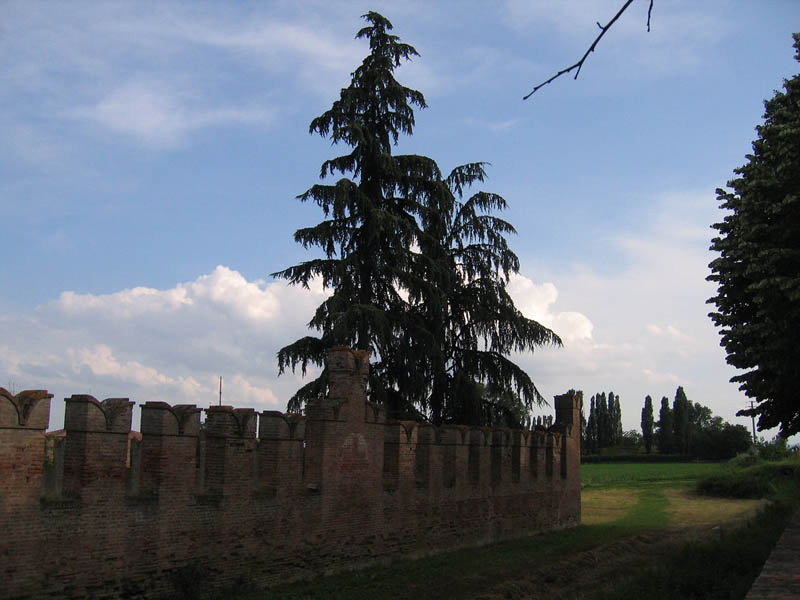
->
[507, 275, 594, 344]
[1, 266, 330, 429]
[55, 265, 283, 323]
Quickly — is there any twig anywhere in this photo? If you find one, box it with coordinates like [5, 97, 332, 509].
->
[524, 0, 650, 100]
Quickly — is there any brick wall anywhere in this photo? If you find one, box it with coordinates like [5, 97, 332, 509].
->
[0, 348, 581, 599]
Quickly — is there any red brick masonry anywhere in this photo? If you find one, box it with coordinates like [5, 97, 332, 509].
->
[0, 347, 581, 599]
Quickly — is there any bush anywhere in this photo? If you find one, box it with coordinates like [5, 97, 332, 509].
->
[582, 454, 695, 464]
[696, 459, 800, 499]
[757, 436, 798, 461]
[726, 451, 762, 469]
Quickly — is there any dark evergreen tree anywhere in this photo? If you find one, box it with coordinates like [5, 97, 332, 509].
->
[708, 34, 800, 437]
[656, 396, 674, 454]
[606, 391, 616, 445]
[597, 392, 610, 449]
[579, 395, 587, 453]
[407, 163, 561, 425]
[610, 392, 623, 445]
[274, 12, 560, 422]
[673, 386, 690, 455]
[273, 12, 425, 408]
[586, 396, 598, 454]
[641, 395, 655, 454]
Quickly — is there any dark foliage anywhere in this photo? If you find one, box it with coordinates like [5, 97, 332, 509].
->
[656, 396, 674, 454]
[274, 12, 560, 424]
[707, 34, 800, 437]
[641, 395, 655, 454]
[672, 386, 690, 455]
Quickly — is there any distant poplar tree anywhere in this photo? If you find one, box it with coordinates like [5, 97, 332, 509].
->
[657, 396, 674, 454]
[597, 392, 610, 448]
[610, 392, 623, 445]
[641, 395, 655, 454]
[607, 391, 616, 445]
[579, 396, 588, 453]
[586, 396, 598, 453]
[673, 387, 690, 455]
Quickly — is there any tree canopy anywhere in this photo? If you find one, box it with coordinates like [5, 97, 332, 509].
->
[274, 12, 560, 425]
[707, 33, 800, 438]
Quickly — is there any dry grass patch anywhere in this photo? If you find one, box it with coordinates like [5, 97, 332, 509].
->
[581, 488, 639, 525]
[663, 487, 766, 528]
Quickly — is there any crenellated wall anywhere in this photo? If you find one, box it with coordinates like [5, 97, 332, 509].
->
[0, 348, 580, 599]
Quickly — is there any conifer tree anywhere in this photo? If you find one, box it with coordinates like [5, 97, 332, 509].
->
[708, 34, 800, 438]
[641, 395, 655, 454]
[597, 392, 610, 448]
[274, 12, 560, 422]
[657, 396, 674, 454]
[610, 392, 623, 445]
[672, 386, 690, 455]
[406, 163, 561, 424]
[586, 396, 597, 453]
[586, 396, 598, 453]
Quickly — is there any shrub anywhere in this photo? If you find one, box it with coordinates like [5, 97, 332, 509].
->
[757, 436, 798, 461]
[696, 459, 800, 499]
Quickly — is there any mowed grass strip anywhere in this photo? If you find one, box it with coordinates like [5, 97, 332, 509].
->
[663, 487, 766, 528]
[581, 488, 639, 525]
[581, 461, 724, 489]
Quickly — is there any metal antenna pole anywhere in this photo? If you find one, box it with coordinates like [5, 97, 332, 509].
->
[219, 376, 222, 407]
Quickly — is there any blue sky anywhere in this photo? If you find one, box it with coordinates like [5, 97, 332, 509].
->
[2, 1, 798, 437]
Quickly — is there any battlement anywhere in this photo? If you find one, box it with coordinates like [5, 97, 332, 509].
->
[0, 387, 52, 429]
[0, 348, 580, 599]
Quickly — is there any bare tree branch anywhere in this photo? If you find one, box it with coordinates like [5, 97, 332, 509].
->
[523, 0, 653, 100]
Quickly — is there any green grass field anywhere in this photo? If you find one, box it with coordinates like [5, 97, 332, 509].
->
[581, 461, 725, 489]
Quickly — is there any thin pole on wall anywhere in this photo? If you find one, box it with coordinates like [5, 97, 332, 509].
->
[219, 376, 223, 407]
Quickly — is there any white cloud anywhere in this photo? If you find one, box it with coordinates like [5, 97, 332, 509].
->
[0, 3, 362, 150]
[507, 275, 594, 344]
[73, 81, 273, 147]
[55, 265, 285, 324]
[642, 367, 682, 385]
[645, 323, 689, 341]
[1, 266, 331, 429]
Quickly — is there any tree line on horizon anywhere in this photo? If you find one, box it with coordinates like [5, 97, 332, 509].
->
[581, 386, 751, 460]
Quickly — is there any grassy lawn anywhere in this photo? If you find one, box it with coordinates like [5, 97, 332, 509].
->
[228, 460, 797, 600]
[581, 461, 724, 489]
